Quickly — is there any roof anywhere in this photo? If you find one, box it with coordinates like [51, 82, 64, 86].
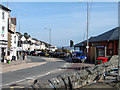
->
[74, 27, 119, 47]
[89, 27, 119, 42]
[74, 40, 86, 47]
[0, 4, 11, 12]
[11, 18, 16, 25]
[32, 38, 39, 41]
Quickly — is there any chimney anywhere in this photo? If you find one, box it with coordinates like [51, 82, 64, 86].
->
[7, 4, 8, 8]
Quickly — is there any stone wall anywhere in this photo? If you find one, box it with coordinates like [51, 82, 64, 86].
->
[27, 55, 118, 89]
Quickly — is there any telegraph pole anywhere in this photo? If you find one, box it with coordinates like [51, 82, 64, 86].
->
[118, 1, 120, 82]
[86, 1, 89, 61]
[49, 28, 51, 50]
[19, 16, 20, 33]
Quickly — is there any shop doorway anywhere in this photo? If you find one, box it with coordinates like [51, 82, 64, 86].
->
[1, 48, 5, 62]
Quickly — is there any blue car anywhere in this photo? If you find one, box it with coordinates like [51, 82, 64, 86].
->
[72, 51, 86, 63]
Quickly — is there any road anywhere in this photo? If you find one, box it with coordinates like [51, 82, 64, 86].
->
[1, 56, 94, 87]
[2, 56, 71, 87]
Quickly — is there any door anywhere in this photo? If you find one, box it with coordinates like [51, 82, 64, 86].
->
[1, 48, 5, 62]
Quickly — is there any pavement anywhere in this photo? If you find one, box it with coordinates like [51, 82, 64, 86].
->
[2, 58, 29, 67]
[1, 57, 34, 73]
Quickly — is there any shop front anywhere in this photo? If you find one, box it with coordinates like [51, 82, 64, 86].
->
[0, 40, 8, 63]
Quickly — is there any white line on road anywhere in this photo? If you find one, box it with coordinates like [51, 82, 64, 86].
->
[1, 62, 73, 88]
[1, 68, 62, 88]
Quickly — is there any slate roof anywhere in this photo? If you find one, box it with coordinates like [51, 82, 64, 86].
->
[89, 27, 119, 42]
[74, 27, 119, 47]
[0, 4, 11, 12]
[74, 40, 86, 47]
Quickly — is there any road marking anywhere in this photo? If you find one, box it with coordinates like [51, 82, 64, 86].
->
[1, 68, 63, 88]
[1, 61, 73, 88]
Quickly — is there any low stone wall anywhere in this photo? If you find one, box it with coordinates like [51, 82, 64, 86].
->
[27, 55, 118, 89]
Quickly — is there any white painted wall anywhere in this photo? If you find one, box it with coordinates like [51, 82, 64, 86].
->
[10, 33, 18, 60]
[0, 6, 9, 62]
[0, 9, 9, 41]
[50, 46, 57, 51]
[22, 43, 30, 51]
[40, 43, 46, 50]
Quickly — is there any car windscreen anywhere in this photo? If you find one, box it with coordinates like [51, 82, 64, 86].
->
[60, 53, 65, 55]
[76, 53, 82, 56]
[73, 53, 85, 57]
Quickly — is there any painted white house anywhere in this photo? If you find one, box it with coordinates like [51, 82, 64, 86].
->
[29, 44, 35, 51]
[31, 38, 36, 43]
[39, 41, 47, 50]
[7, 17, 18, 61]
[20, 36, 29, 51]
[16, 32, 22, 51]
[0, 4, 11, 62]
[50, 46, 57, 52]
[10, 33, 18, 60]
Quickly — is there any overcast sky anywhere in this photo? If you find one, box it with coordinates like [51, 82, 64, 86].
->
[3, 2, 118, 47]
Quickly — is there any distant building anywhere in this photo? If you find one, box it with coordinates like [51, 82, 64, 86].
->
[50, 46, 57, 52]
[0, 4, 11, 62]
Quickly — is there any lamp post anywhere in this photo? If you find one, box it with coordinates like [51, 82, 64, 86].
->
[19, 14, 27, 33]
[18, 15, 27, 57]
[118, 1, 120, 82]
[44, 28, 51, 51]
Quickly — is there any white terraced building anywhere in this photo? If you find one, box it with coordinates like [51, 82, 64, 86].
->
[0, 4, 11, 62]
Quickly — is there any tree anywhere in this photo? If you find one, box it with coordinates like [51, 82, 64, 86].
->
[24, 32, 30, 39]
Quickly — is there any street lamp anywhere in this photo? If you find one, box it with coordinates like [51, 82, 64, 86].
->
[18, 15, 27, 57]
[19, 14, 27, 33]
[44, 28, 51, 50]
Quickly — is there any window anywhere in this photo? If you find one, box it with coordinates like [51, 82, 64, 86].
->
[2, 12, 5, 20]
[14, 36, 16, 43]
[1, 26, 5, 37]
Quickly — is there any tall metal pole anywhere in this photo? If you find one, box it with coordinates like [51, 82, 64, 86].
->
[49, 28, 51, 46]
[118, 1, 120, 82]
[44, 28, 51, 50]
[19, 16, 20, 33]
[49, 28, 51, 51]
[87, 1, 89, 61]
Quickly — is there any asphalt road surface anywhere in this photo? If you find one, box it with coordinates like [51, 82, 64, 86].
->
[1, 56, 94, 87]
[1, 56, 72, 87]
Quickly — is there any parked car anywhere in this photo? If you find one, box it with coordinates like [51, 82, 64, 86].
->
[30, 51, 35, 56]
[48, 52, 54, 57]
[59, 52, 66, 58]
[36, 51, 42, 56]
[45, 52, 49, 57]
[53, 52, 60, 58]
[72, 51, 86, 63]
[39, 52, 46, 56]
[27, 51, 31, 55]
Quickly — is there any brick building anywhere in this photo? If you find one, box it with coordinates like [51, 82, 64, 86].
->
[74, 27, 119, 63]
